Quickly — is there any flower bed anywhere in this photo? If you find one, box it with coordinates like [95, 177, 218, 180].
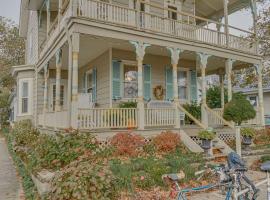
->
[8, 121, 206, 200]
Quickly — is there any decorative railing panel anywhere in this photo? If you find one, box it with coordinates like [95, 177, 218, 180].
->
[78, 108, 138, 129]
[144, 108, 175, 127]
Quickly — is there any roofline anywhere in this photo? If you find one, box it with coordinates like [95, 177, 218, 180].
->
[234, 88, 270, 95]
[11, 65, 35, 77]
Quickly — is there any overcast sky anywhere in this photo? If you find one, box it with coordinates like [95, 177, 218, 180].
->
[0, 0, 253, 32]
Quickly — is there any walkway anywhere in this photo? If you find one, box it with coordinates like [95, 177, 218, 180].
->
[0, 136, 23, 200]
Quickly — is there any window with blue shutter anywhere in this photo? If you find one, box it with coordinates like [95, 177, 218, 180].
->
[92, 68, 97, 102]
[143, 64, 152, 101]
[166, 67, 173, 101]
[190, 70, 198, 103]
[112, 60, 121, 99]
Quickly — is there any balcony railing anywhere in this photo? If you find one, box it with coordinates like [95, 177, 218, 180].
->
[40, 0, 258, 57]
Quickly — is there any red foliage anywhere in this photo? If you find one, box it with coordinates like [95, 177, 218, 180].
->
[110, 132, 145, 156]
[153, 131, 181, 152]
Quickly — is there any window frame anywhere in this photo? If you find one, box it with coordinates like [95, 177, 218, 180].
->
[248, 95, 258, 107]
[122, 63, 138, 99]
[177, 68, 190, 103]
[18, 78, 33, 116]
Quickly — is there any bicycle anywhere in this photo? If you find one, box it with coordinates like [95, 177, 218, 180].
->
[162, 164, 259, 200]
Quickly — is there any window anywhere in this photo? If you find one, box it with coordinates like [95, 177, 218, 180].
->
[248, 96, 258, 107]
[123, 65, 138, 98]
[168, 6, 177, 20]
[177, 70, 188, 100]
[85, 72, 93, 93]
[21, 82, 29, 113]
[52, 85, 64, 111]
[140, 3, 145, 12]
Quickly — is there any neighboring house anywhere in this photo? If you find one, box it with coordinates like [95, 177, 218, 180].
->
[12, 0, 266, 153]
[235, 86, 270, 126]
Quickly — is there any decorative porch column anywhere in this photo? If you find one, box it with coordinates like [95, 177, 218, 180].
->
[255, 64, 265, 126]
[225, 59, 235, 102]
[71, 33, 80, 129]
[130, 41, 150, 130]
[46, 0, 51, 36]
[219, 72, 225, 109]
[43, 63, 49, 112]
[55, 49, 62, 112]
[197, 53, 211, 128]
[167, 47, 183, 129]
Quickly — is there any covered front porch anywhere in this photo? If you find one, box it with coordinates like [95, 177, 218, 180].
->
[37, 34, 265, 133]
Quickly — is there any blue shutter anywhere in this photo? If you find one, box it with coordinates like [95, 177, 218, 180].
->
[190, 70, 198, 103]
[166, 67, 173, 101]
[112, 61, 121, 99]
[143, 64, 152, 101]
[92, 68, 97, 102]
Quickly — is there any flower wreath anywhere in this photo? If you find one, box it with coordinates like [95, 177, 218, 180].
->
[153, 85, 164, 100]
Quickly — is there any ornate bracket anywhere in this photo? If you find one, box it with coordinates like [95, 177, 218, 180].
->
[130, 41, 151, 61]
[167, 47, 184, 65]
[225, 58, 236, 73]
[197, 52, 211, 68]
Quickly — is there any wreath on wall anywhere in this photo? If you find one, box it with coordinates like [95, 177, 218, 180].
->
[153, 85, 164, 100]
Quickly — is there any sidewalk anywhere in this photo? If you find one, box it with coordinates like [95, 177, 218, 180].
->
[0, 136, 24, 200]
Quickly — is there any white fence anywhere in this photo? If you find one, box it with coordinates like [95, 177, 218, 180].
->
[78, 108, 138, 129]
[145, 108, 175, 127]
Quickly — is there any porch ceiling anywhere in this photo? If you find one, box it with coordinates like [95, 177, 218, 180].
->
[48, 35, 250, 75]
[195, 0, 250, 21]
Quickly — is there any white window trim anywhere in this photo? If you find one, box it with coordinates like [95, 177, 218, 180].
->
[18, 78, 33, 116]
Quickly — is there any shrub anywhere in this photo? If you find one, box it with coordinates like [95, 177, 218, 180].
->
[223, 93, 256, 125]
[12, 120, 39, 148]
[118, 101, 137, 108]
[254, 128, 270, 145]
[49, 160, 116, 200]
[198, 130, 216, 140]
[153, 131, 181, 152]
[110, 132, 145, 156]
[241, 128, 256, 138]
[29, 132, 98, 172]
[183, 102, 201, 124]
[206, 86, 228, 109]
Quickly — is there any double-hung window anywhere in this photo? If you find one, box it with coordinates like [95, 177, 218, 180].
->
[177, 70, 188, 100]
[123, 65, 138, 99]
[21, 82, 29, 113]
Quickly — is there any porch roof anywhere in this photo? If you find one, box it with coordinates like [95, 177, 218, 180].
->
[195, 0, 250, 21]
[11, 65, 35, 77]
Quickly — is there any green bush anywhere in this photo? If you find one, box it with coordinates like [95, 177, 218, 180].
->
[49, 160, 116, 200]
[206, 86, 228, 109]
[118, 101, 137, 108]
[12, 120, 39, 148]
[198, 130, 216, 140]
[183, 102, 201, 124]
[241, 128, 256, 138]
[223, 93, 256, 125]
[0, 90, 10, 126]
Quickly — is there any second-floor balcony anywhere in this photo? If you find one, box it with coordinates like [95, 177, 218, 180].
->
[39, 0, 258, 57]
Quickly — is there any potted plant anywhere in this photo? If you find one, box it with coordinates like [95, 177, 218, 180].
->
[198, 129, 216, 150]
[241, 128, 255, 145]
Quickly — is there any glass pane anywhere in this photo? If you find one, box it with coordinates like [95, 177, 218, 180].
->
[22, 82, 28, 97]
[22, 98, 28, 113]
[60, 85, 64, 106]
[124, 65, 138, 98]
[178, 71, 187, 99]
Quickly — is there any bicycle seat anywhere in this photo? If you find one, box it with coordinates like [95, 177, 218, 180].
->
[233, 167, 248, 172]
[162, 172, 185, 181]
[260, 161, 270, 171]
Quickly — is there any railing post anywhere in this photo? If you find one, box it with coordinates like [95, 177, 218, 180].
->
[235, 126, 241, 157]
[130, 41, 150, 130]
[197, 52, 211, 128]
[167, 47, 184, 129]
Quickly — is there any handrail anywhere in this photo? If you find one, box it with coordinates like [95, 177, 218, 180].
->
[177, 104, 207, 129]
[204, 105, 235, 129]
